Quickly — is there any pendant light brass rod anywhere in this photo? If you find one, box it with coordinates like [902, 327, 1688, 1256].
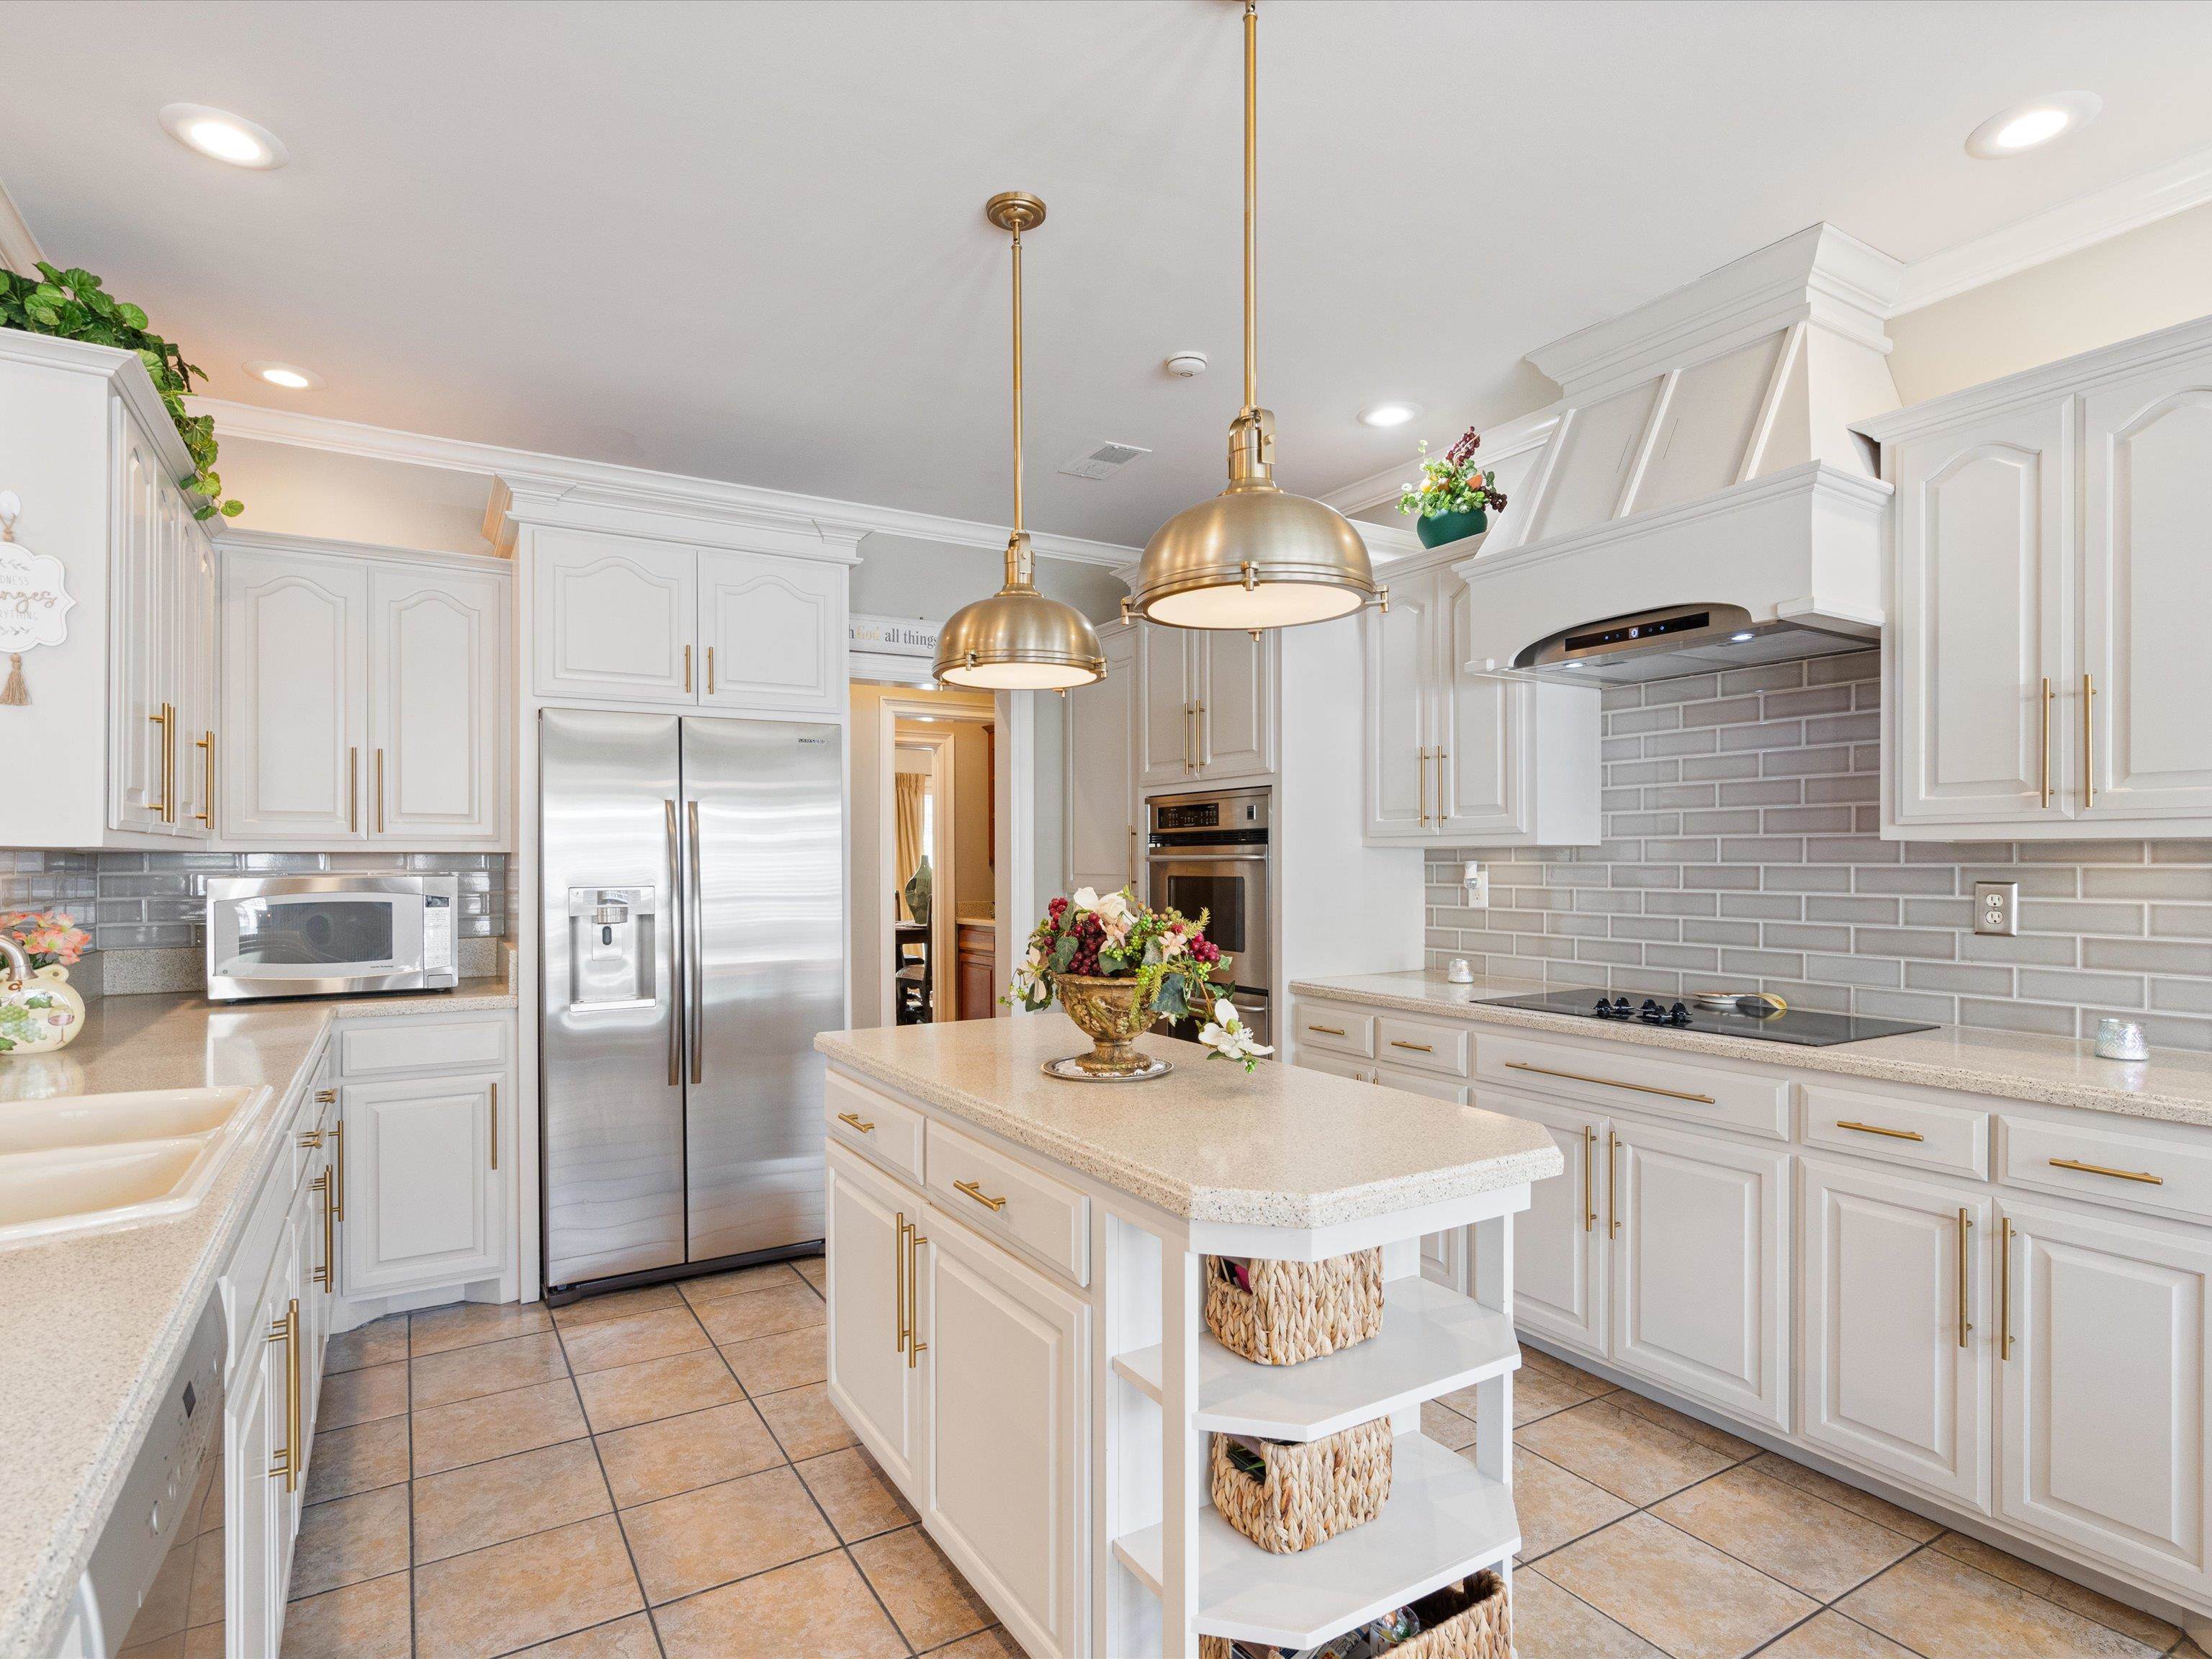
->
[1010, 217, 1026, 541]
[1243, 0, 1258, 415]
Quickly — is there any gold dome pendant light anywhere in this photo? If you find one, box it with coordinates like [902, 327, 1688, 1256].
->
[934, 192, 1107, 691]
[1129, 0, 1381, 631]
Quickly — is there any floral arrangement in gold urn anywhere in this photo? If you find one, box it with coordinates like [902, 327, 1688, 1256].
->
[1008, 887, 1272, 1080]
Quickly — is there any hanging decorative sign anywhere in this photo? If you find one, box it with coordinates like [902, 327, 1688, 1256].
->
[849, 613, 942, 659]
[0, 491, 73, 706]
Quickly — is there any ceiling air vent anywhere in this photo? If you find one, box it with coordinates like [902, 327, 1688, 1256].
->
[1058, 441, 1151, 481]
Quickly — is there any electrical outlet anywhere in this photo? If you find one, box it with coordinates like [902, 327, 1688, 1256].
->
[1463, 862, 1490, 907]
[1974, 880, 2020, 937]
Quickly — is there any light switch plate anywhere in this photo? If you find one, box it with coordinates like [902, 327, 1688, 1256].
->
[1974, 880, 2020, 937]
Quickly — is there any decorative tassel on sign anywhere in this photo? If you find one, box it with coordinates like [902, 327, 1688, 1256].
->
[0, 653, 24, 706]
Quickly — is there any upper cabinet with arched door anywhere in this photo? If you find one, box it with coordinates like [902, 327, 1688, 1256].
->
[1863, 315, 2212, 839]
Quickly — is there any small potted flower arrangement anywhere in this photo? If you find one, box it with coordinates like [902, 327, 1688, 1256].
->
[1008, 887, 1272, 1079]
[1398, 426, 1508, 549]
[0, 909, 91, 1054]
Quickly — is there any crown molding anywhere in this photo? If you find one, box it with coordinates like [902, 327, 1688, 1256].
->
[1895, 143, 2212, 315]
[3, 331, 197, 482]
[212, 524, 512, 575]
[189, 397, 1139, 569]
[0, 175, 42, 276]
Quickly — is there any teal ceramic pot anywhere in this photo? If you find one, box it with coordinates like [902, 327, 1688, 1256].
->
[1416, 507, 1488, 549]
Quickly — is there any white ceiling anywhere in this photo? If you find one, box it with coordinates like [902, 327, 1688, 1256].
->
[5, 0, 2211, 548]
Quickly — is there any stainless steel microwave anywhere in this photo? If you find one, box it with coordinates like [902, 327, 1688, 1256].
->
[204, 873, 460, 1001]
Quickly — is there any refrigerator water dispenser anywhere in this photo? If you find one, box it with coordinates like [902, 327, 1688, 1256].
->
[565, 886, 657, 1009]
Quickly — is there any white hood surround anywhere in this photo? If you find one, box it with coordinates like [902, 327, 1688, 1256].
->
[1454, 225, 1905, 683]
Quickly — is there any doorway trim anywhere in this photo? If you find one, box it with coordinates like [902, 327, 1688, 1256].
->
[890, 724, 956, 1020]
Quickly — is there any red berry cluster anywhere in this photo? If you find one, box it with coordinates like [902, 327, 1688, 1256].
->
[1190, 937, 1221, 966]
[1047, 895, 1069, 922]
[1066, 912, 1107, 974]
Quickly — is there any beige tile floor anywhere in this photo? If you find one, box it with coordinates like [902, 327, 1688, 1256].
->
[284, 1266, 2204, 1659]
[283, 1256, 1019, 1659]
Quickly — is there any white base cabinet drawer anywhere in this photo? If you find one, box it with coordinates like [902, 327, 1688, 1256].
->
[826, 1073, 924, 1184]
[1375, 1015, 1471, 1078]
[2000, 1113, 2212, 1226]
[1803, 1083, 1990, 1181]
[1292, 1002, 1374, 1059]
[1478, 1033, 1789, 1141]
[925, 1120, 1089, 1287]
[339, 1018, 507, 1076]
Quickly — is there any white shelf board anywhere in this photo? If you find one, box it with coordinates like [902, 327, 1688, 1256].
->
[1111, 1433, 1518, 1650]
[1110, 1277, 1518, 1441]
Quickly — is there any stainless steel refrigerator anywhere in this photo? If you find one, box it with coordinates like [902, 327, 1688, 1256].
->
[539, 708, 843, 1291]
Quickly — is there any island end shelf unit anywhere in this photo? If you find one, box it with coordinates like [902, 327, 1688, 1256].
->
[816, 1022, 1560, 1659]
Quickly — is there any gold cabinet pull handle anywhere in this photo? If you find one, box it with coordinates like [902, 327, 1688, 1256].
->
[837, 1111, 876, 1135]
[349, 746, 359, 832]
[1196, 700, 1208, 768]
[298, 1128, 324, 1149]
[1418, 745, 1430, 828]
[148, 703, 172, 822]
[312, 1169, 333, 1290]
[1836, 1119, 1925, 1143]
[1506, 1058, 1717, 1106]
[195, 729, 215, 827]
[267, 1299, 300, 1489]
[954, 1178, 1007, 1213]
[2040, 678, 2054, 808]
[684, 644, 693, 694]
[315, 1088, 336, 1105]
[376, 747, 387, 833]
[1308, 1023, 1347, 1038]
[1956, 1208, 1973, 1349]
[706, 644, 715, 696]
[489, 1081, 500, 1171]
[895, 1212, 909, 1355]
[1186, 702, 1199, 769]
[1608, 1130, 1622, 1238]
[2049, 1156, 2161, 1186]
[2000, 1218, 2015, 1361]
[1582, 1125, 1596, 1232]
[907, 1226, 928, 1368]
[331, 1118, 346, 1221]
[2082, 672, 2096, 808]
[1389, 1039, 1435, 1054]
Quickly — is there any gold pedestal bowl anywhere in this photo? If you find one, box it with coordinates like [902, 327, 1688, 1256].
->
[1047, 974, 1171, 1082]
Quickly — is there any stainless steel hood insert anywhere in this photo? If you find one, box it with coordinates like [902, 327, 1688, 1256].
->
[1512, 601, 1875, 684]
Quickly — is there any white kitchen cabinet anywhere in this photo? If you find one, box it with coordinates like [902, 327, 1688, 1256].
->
[533, 529, 848, 716]
[2080, 361, 2212, 823]
[1137, 626, 1277, 790]
[825, 1142, 923, 1492]
[920, 1202, 1088, 1659]
[1800, 1158, 1990, 1509]
[1997, 1198, 2212, 1596]
[221, 547, 369, 843]
[1361, 559, 1599, 847]
[1064, 624, 1141, 895]
[1611, 1115, 1789, 1431]
[339, 1071, 504, 1297]
[698, 548, 845, 714]
[1868, 316, 2212, 839]
[221, 539, 506, 848]
[1494, 1092, 1607, 1357]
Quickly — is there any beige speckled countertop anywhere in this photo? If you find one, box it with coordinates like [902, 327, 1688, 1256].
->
[1292, 971, 2212, 1128]
[0, 966, 516, 1658]
[816, 1015, 1562, 1228]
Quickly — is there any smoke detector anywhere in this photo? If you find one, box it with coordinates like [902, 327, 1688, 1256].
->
[1058, 441, 1151, 481]
[1164, 351, 1209, 378]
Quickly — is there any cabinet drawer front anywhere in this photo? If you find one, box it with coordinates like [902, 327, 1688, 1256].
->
[1376, 1015, 1471, 1077]
[826, 1074, 925, 1185]
[1476, 1033, 1788, 1141]
[925, 1121, 1089, 1287]
[339, 1017, 508, 1076]
[2000, 1114, 2212, 1224]
[1803, 1084, 1990, 1179]
[1292, 1002, 1375, 1058]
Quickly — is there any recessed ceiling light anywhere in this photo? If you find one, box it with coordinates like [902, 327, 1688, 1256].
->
[1731, 631, 1755, 643]
[244, 360, 321, 390]
[159, 103, 289, 170]
[1359, 402, 1420, 428]
[1966, 91, 2100, 159]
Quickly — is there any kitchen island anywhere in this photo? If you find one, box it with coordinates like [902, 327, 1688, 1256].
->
[815, 1015, 1561, 1659]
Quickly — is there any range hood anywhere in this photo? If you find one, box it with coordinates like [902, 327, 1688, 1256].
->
[1446, 225, 1905, 685]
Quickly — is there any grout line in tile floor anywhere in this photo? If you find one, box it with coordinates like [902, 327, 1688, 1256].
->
[1470, 1347, 2189, 1659]
[292, 1260, 1010, 1659]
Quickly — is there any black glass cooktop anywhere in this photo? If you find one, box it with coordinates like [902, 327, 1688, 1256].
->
[1485, 988, 1936, 1048]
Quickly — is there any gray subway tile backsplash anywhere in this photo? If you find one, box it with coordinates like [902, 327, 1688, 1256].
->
[1429, 649, 2212, 1052]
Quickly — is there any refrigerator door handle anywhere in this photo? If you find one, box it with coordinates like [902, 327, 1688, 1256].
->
[664, 799, 683, 1087]
[686, 798, 706, 1086]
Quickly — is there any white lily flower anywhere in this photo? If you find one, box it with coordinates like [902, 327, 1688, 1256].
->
[1200, 997, 1274, 1070]
[1070, 886, 1102, 912]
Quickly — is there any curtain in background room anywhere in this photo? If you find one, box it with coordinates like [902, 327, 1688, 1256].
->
[894, 772, 926, 921]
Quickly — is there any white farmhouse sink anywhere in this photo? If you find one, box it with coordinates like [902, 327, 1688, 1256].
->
[0, 1086, 266, 1248]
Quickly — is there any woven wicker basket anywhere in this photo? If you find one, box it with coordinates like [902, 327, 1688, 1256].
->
[1203, 1249, 1385, 1365]
[1208, 1418, 1393, 1555]
[1194, 1570, 1509, 1659]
